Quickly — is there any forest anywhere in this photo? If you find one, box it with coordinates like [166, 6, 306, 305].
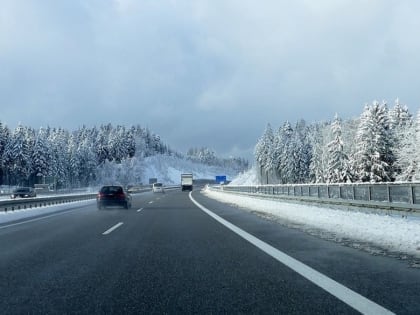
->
[0, 123, 248, 188]
[254, 99, 416, 184]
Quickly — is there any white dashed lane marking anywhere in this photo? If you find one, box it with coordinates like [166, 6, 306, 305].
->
[102, 222, 124, 235]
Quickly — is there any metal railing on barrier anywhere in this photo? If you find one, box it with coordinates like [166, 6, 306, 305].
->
[0, 194, 97, 212]
[210, 182, 420, 213]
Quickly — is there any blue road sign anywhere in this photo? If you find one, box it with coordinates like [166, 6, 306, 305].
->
[215, 175, 227, 184]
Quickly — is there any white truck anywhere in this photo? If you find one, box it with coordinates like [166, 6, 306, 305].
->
[181, 173, 193, 191]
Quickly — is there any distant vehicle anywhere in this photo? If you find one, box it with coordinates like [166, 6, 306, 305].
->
[152, 182, 165, 193]
[127, 185, 143, 193]
[10, 187, 37, 199]
[97, 185, 132, 210]
[181, 173, 193, 191]
[34, 183, 53, 194]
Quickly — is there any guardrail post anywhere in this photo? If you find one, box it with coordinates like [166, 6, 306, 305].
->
[409, 184, 414, 204]
[368, 185, 372, 201]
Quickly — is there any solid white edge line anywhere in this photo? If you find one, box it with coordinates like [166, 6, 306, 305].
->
[189, 192, 394, 315]
[102, 222, 124, 235]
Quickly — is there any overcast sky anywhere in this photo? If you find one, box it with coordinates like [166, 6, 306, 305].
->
[1, 0, 420, 160]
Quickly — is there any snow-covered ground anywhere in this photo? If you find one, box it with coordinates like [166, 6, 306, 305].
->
[0, 200, 95, 225]
[203, 187, 420, 260]
[229, 165, 259, 185]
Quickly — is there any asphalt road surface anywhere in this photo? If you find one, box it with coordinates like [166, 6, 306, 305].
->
[1, 188, 420, 314]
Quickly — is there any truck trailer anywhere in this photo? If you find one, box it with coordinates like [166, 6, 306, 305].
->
[181, 173, 193, 191]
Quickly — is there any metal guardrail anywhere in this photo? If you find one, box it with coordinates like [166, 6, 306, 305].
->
[210, 182, 420, 214]
[0, 186, 158, 212]
[0, 194, 97, 212]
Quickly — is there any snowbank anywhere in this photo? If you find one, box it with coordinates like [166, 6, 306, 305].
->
[203, 188, 420, 258]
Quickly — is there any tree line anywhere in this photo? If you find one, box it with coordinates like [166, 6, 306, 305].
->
[254, 99, 416, 184]
[0, 122, 249, 188]
[186, 147, 249, 172]
[0, 123, 172, 188]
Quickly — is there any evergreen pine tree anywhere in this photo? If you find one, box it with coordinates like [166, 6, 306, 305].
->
[353, 101, 394, 182]
[326, 114, 351, 183]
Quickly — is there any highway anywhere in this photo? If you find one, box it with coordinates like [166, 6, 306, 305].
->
[1, 188, 420, 314]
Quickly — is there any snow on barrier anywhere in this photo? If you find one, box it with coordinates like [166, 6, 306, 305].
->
[210, 182, 420, 216]
[0, 194, 97, 212]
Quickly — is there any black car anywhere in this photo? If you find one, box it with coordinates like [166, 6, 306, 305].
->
[97, 185, 131, 209]
[10, 187, 37, 199]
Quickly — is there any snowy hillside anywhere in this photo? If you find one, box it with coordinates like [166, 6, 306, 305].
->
[141, 155, 245, 184]
[229, 166, 259, 185]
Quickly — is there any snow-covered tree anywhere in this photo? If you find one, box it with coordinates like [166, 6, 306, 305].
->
[254, 124, 274, 183]
[186, 147, 218, 165]
[389, 98, 412, 132]
[270, 120, 311, 184]
[0, 122, 11, 184]
[76, 129, 97, 187]
[96, 124, 111, 164]
[67, 134, 79, 187]
[126, 127, 136, 158]
[0, 121, 200, 187]
[275, 121, 293, 184]
[31, 127, 50, 182]
[396, 109, 419, 181]
[48, 128, 70, 188]
[326, 114, 351, 183]
[108, 125, 129, 163]
[308, 122, 330, 183]
[3, 124, 33, 185]
[352, 101, 394, 182]
[389, 99, 413, 178]
[115, 157, 144, 187]
[295, 120, 312, 183]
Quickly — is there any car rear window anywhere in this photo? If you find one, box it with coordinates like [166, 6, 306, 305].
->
[101, 186, 123, 193]
[15, 188, 30, 193]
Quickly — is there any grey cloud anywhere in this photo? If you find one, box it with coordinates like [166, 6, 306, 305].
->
[1, 0, 420, 159]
